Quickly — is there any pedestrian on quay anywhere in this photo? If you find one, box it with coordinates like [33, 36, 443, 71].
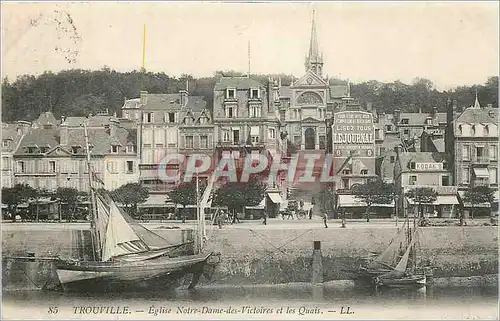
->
[232, 210, 241, 224]
[310, 197, 316, 220]
[262, 213, 267, 225]
[322, 212, 328, 228]
[217, 210, 224, 229]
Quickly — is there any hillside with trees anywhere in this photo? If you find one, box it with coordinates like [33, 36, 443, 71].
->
[1, 68, 497, 122]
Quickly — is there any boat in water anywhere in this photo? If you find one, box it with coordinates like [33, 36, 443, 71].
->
[56, 121, 219, 292]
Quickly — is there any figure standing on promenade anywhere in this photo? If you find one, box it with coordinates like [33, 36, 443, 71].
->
[309, 197, 316, 219]
[322, 212, 328, 228]
[232, 210, 241, 224]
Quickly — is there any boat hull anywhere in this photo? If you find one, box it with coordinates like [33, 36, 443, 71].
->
[374, 275, 426, 289]
[56, 253, 213, 292]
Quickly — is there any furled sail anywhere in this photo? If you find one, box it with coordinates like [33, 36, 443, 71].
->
[101, 201, 150, 262]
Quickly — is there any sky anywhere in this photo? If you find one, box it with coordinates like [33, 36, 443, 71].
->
[1, 1, 499, 90]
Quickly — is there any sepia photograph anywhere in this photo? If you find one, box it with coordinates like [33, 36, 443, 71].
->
[1, 1, 498, 320]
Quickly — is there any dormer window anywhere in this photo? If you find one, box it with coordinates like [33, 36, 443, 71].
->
[471, 125, 476, 136]
[27, 146, 37, 154]
[360, 169, 368, 175]
[184, 116, 194, 125]
[126, 145, 135, 154]
[222, 131, 230, 142]
[484, 125, 489, 136]
[3, 140, 10, 148]
[71, 146, 80, 154]
[425, 118, 432, 125]
[457, 124, 463, 135]
[199, 116, 208, 124]
[250, 88, 260, 99]
[401, 118, 409, 125]
[40, 147, 49, 154]
[226, 88, 236, 99]
[111, 145, 119, 153]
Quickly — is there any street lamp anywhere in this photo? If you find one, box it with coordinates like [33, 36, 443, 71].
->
[394, 194, 399, 227]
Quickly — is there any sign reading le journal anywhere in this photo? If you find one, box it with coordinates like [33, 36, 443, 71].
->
[332, 111, 375, 157]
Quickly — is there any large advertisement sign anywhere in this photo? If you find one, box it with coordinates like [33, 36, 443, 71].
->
[332, 111, 375, 158]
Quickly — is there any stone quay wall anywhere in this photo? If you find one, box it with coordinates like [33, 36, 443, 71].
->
[2, 224, 498, 290]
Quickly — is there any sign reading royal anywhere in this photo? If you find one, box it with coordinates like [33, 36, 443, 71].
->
[332, 111, 375, 157]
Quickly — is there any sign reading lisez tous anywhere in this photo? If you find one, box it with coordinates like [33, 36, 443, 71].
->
[415, 163, 443, 171]
[332, 111, 375, 157]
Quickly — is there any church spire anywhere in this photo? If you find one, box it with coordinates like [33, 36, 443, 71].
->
[305, 9, 323, 76]
[474, 88, 481, 108]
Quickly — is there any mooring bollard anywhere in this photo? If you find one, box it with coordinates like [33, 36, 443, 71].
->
[312, 241, 323, 284]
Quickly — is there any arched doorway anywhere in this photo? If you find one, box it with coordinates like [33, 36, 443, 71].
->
[304, 127, 315, 150]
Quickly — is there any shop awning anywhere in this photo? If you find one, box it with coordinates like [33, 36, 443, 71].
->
[407, 195, 459, 205]
[267, 192, 283, 204]
[473, 168, 489, 177]
[338, 195, 394, 208]
[138, 194, 170, 208]
[245, 198, 265, 210]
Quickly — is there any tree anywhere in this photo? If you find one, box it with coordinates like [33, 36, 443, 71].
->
[1, 184, 37, 221]
[55, 187, 80, 221]
[167, 181, 206, 223]
[212, 176, 266, 217]
[405, 187, 438, 223]
[352, 179, 395, 222]
[462, 185, 495, 220]
[111, 183, 149, 218]
[33, 188, 51, 222]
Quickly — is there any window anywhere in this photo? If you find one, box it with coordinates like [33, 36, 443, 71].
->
[390, 156, 395, 163]
[143, 112, 154, 123]
[425, 118, 432, 125]
[490, 168, 498, 184]
[471, 125, 476, 136]
[126, 161, 134, 173]
[2, 140, 9, 148]
[124, 111, 130, 119]
[168, 112, 175, 123]
[200, 135, 208, 148]
[199, 116, 208, 124]
[319, 135, 326, 150]
[27, 147, 37, 154]
[462, 145, 470, 160]
[226, 88, 236, 99]
[489, 145, 498, 160]
[361, 169, 368, 175]
[251, 136, 259, 143]
[126, 145, 135, 154]
[17, 161, 25, 173]
[250, 88, 259, 99]
[268, 128, 276, 139]
[111, 145, 119, 153]
[409, 162, 416, 170]
[222, 131, 230, 142]
[225, 106, 234, 118]
[249, 106, 261, 118]
[457, 124, 462, 135]
[441, 175, 450, 186]
[40, 147, 48, 153]
[233, 130, 240, 144]
[71, 146, 79, 154]
[484, 125, 489, 136]
[409, 175, 417, 185]
[49, 161, 56, 173]
[476, 146, 485, 160]
[403, 129, 410, 135]
[401, 119, 409, 125]
[342, 168, 352, 175]
[1, 157, 9, 170]
[462, 168, 470, 184]
[385, 125, 392, 132]
[375, 129, 381, 140]
[184, 116, 194, 125]
[185, 136, 194, 149]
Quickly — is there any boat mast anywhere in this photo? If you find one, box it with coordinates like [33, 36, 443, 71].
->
[196, 169, 202, 254]
[83, 120, 102, 261]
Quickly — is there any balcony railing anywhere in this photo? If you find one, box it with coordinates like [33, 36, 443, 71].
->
[472, 156, 490, 164]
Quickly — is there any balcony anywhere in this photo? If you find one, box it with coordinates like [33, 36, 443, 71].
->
[472, 156, 490, 164]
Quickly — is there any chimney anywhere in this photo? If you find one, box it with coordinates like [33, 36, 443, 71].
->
[140, 91, 148, 105]
[179, 90, 188, 107]
[366, 102, 372, 111]
[60, 122, 69, 145]
[110, 118, 119, 137]
[418, 107, 422, 114]
[394, 109, 401, 123]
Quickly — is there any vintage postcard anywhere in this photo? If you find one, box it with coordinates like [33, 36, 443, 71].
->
[1, 1, 498, 320]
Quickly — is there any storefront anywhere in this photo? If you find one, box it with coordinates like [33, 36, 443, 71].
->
[404, 186, 459, 218]
[266, 190, 283, 218]
[336, 194, 395, 219]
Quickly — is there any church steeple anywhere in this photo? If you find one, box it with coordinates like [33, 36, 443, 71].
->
[305, 9, 323, 76]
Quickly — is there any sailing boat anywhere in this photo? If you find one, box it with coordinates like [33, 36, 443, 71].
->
[55, 121, 218, 292]
[373, 228, 426, 288]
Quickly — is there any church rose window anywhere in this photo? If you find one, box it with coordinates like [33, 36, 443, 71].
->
[296, 92, 322, 105]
